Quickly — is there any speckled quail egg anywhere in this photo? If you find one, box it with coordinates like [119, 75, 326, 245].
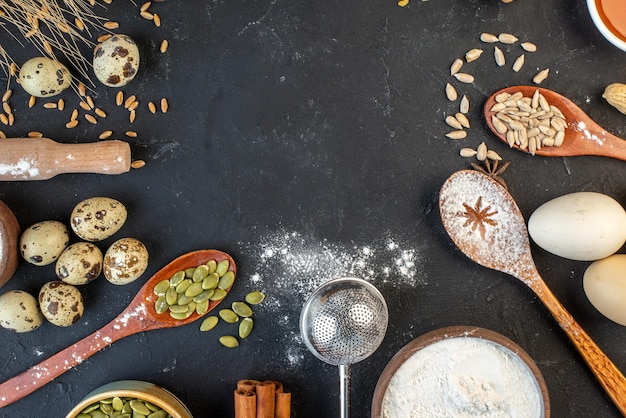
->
[38, 281, 84, 327]
[93, 34, 140, 87]
[70, 197, 127, 242]
[55, 242, 103, 285]
[18, 57, 72, 97]
[0, 290, 44, 333]
[103, 238, 148, 285]
[20, 221, 70, 266]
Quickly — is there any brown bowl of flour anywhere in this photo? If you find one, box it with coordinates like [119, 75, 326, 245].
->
[371, 325, 550, 418]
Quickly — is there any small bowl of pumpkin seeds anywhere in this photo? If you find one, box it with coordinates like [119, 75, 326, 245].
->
[66, 380, 193, 418]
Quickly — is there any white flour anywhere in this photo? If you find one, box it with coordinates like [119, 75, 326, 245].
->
[239, 229, 426, 367]
[382, 337, 544, 418]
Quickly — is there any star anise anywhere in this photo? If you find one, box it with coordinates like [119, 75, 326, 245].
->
[459, 196, 498, 241]
[471, 159, 511, 189]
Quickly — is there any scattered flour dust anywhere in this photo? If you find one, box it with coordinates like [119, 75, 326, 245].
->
[240, 229, 427, 368]
[382, 337, 544, 417]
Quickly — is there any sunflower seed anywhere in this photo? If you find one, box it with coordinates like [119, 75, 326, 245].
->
[445, 115, 463, 130]
[445, 130, 467, 140]
[450, 58, 463, 75]
[465, 48, 483, 62]
[460, 95, 469, 114]
[480, 33, 499, 43]
[453, 73, 474, 83]
[476, 142, 488, 161]
[533, 68, 550, 84]
[512, 54, 525, 72]
[460, 148, 478, 158]
[521, 42, 537, 52]
[494, 46, 505, 66]
[486, 150, 502, 161]
[498, 33, 518, 44]
[445, 83, 458, 101]
[455, 112, 470, 128]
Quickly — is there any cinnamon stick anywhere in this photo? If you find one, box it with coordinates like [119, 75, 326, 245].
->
[237, 379, 261, 393]
[255, 381, 276, 418]
[263, 380, 283, 393]
[234, 389, 256, 418]
[275, 391, 292, 418]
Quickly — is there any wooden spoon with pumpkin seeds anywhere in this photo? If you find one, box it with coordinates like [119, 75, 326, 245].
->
[485, 85, 626, 161]
[0, 249, 236, 409]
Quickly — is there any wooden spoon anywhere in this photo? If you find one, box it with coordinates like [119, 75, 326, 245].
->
[0, 249, 235, 408]
[0, 137, 131, 181]
[484, 86, 626, 160]
[438, 170, 626, 415]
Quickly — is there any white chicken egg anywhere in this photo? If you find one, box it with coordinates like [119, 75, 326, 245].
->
[93, 34, 140, 87]
[528, 192, 626, 261]
[583, 254, 626, 326]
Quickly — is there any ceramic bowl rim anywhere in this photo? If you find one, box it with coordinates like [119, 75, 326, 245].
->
[586, 0, 626, 52]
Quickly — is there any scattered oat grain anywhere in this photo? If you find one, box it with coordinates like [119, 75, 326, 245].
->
[85, 114, 97, 124]
[148, 101, 157, 114]
[131, 160, 146, 169]
[28, 131, 43, 138]
[65, 120, 78, 129]
[116, 91, 124, 106]
[124, 95, 136, 108]
[153, 13, 161, 27]
[160, 98, 169, 113]
[0, 131, 5, 139]
[125, 131, 138, 137]
[2, 89, 12, 102]
[160, 39, 169, 53]
[8, 113, 14, 126]
[140, 10, 154, 20]
[57, 99, 65, 111]
[71, 109, 78, 121]
[43, 102, 57, 109]
[141, 1, 151, 11]
[79, 101, 91, 111]
[28, 96, 36, 108]
[78, 82, 86, 96]
[94, 108, 106, 118]
[129, 109, 136, 123]
[103, 21, 119, 29]
[75, 17, 85, 31]
[2, 102, 11, 114]
[98, 34, 112, 43]
[0, 114, 8, 125]
[99, 130, 113, 139]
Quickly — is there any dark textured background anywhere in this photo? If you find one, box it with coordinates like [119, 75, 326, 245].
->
[1, 0, 626, 416]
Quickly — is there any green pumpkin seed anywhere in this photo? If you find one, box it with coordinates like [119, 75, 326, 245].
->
[218, 271, 235, 290]
[155, 296, 169, 314]
[148, 411, 168, 418]
[216, 259, 230, 276]
[209, 288, 227, 301]
[176, 294, 193, 305]
[169, 304, 188, 314]
[80, 403, 101, 413]
[245, 291, 266, 305]
[200, 315, 219, 331]
[101, 404, 114, 414]
[153, 280, 171, 296]
[185, 281, 204, 298]
[76, 414, 91, 418]
[92, 411, 107, 418]
[192, 265, 209, 282]
[169, 270, 185, 286]
[196, 299, 209, 314]
[130, 400, 151, 415]
[232, 301, 253, 317]
[193, 289, 214, 303]
[165, 287, 178, 305]
[175, 278, 192, 294]
[219, 309, 239, 323]
[219, 335, 239, 348]
[170, 311, 191, 320]
[202, 273, 219, 290]
[121, 401, 132, 414]
[206, 259, 217, 274]
[239, 317, 253, 339]
[144, 402, 159, 412]
[184, 267, 196, 278]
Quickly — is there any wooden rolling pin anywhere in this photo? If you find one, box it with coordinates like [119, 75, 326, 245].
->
[0, 138, 131, 181]
[0, 200, 20, 287]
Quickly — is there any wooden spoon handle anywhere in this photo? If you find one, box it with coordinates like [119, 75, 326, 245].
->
[0, 319, 135, 408]
[529, 274, 626, 414]
[0, 138, 131, 181]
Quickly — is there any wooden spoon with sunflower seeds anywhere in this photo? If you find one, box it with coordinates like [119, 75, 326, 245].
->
[439, 169, 626, 415]
[484, 86, 626, 161]
[0, 249, 235, 408]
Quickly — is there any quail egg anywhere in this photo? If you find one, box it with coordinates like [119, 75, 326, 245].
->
[103, 238, 148, 285]
[93, 34, 140, 87]
[56, 242, 103, 285]
[0, 290, 44, 333]
[18, 57, 72, 97]
[70, 197, 127, 242]
[38, 281, 84, 327]
[20, 220, 70, 266]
